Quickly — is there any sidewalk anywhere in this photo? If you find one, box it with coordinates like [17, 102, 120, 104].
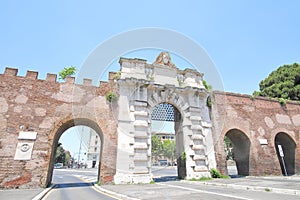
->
[0, 188, 43, 200]
[1, 184, 55, 200]
[3, 175, 300, 200]
[96, 175, 300, 199]
[186, 175, 300, 195]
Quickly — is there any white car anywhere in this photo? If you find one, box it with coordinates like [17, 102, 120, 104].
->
[54, 163, 63, 169]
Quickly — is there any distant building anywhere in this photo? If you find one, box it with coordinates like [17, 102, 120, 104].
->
[152, 132, 176, 166]
[86, 129, 101, 168]
[153, 132, 175, 142]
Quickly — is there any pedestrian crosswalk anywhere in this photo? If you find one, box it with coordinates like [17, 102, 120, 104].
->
[74, 174, 98, 183]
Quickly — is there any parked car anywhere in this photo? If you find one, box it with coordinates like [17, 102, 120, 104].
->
[54, 163, 63, 169]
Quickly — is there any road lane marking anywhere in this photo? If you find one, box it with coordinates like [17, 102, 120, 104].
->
[93, 185, 143, 200]
[92, 185, 122, 200]
[73, 175, 97, 183]
[157, 183, 254, 200]
[55, 169, 98, 174]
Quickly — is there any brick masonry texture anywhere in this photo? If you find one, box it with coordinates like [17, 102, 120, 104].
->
[0, 67, 300, 188]
[0, 68, 118, 188]
[211, 91, 300, 176]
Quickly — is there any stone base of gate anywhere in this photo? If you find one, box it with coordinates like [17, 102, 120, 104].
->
[114, 173, 152, 184]
[186, 171, 211, 180]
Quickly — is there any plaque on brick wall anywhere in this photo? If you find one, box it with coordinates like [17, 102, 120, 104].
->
[18, 131, 37, 140]
[14, 131, 37, 160]
[259, 139, 268, 145]
[14, 142, 34, 160]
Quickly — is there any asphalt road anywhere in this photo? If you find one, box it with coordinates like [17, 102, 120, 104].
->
[43, 169, 117, 200]
[43, 166, 176, 200]
[102, 166, 300, 200]
[152, 166, 178, 182]
[103, 179, 299, 200]
[43, 167, 300, 200]
[152, 166, 177, 176]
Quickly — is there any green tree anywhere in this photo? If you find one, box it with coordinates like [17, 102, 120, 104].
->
[254, 63, 300, 101]
[151, 135, 177, 164]
[55, 143, 66, 164]
[224, 136, 234, 160]
[55, 142, 72, 166]
[162, 139, 176, 162]
[58, 66, 77, 80]
[64, 150, 71, 167]
[151, 135, 163, 158]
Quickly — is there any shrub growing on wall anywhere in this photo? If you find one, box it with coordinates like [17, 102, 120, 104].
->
[106, 91, 118, 102]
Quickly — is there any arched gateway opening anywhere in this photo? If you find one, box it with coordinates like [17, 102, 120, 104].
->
[275, 132, 296, 175]
[224, 129, 250, 176]
[46, 118, 104, 186]
[114, 53, 214, 184]
[150, 103, 184, 180]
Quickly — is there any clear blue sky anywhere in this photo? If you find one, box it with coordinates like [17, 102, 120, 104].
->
[1, 1, 299, 94]
[59, 126, 91, 162]
[1, 1, 299, 157]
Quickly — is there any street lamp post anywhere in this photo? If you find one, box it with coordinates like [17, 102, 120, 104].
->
[73, 152, 86, 168]
[77, 130, 83, 168]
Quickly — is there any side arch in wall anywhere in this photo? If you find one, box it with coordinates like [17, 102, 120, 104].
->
[224, 129, 251, 176]
[45, 117, 105, 187]
[274, 132, 296, 175]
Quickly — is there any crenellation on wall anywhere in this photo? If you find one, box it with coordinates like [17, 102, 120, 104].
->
[46, 73, 57, 82]
[4, 67, 18, 76]
[25, 70, 38, 80]
[65, 76, 75, 84]
[2, 67, 114, 88]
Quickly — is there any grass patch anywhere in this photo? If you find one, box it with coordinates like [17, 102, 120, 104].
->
[220, 175, 230, 179]
[190, 177, 212, 181]
[149, 180, 156, 184]
[199, 177, 212, 181]
[265, 188, 271, 192]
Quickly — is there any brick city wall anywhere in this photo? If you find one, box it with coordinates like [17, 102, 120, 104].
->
[1, 66, 300, 189]
[211, 91, 300, 176]
[0, 68, 118, 188]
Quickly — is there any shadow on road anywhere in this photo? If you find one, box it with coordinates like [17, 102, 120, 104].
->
[152, 166, 178, 183]
[54, 182, 93, 189]
[229, 175, 246, 178]
[153, 176, 178, 182]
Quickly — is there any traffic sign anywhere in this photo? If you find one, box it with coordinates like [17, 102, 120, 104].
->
[278, 145, 284, 157]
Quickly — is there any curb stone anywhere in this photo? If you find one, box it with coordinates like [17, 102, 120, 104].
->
[32, 184, 56, 200]
[93, 184, 140, 200]
[181, 180, 300, 196]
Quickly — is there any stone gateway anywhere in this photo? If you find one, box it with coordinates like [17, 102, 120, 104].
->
[0, 53, 299, 188]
